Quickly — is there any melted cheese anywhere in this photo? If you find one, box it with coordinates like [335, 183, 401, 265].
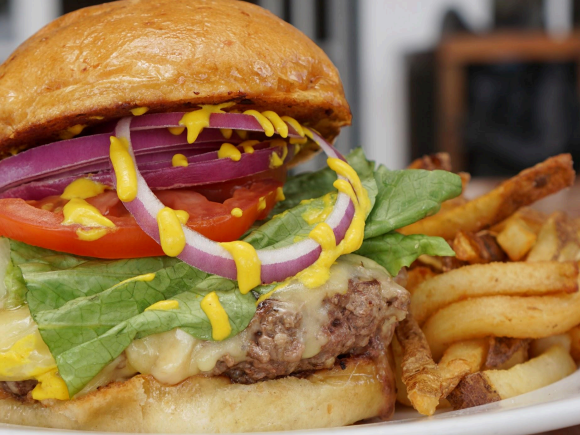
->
[179, 103, 234, 144]
[125, 255, 405, 384]
[130, 107, 149, 116]
[61, 179, 107, 200]
[109, 136, 138, 202]
[201, 292, 232, 341]
[171, 153, 189, 167]
[219, 241, 261, 294]
[231, 208, 243, 217]
[217, 143, 241, 162]
[157, 207, 186, 257]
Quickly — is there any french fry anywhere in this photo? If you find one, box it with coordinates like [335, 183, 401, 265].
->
[452, 231, 506, 264]
[391, 337, 413, 407]
[530, 334, 571, 358]
[422, 292, 580, 360]
[407, 153, 452, 171]
[406, 267, 438, 293]
[395, 316, 442, 416]
[491, 207, 547, 234]
[527, 212, 580, 262]
[484, 337, 530, 370]
[400, 154, 575, 240]
[411, 261, 579, 325]
[567, 325, 580, 362]
[395, 316, 470, 415]
[496, 218, 537, 261]
[439, 339, 488, 374]
[447, 345, 576, 410]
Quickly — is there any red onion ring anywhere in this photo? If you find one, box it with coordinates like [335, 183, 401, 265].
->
[115, 117, 357, 284]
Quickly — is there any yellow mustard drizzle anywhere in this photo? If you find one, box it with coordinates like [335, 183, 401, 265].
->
[256, 281, 288, 305]
[219, 241, 261, 294]
[295, 159, 369, 288]
[62, 199, 116, 235]
[59, 124, 85, 140]
[118, 273, 156, 287]
[76, 228, 109, 241]
[236, 130, 248, 139]
[41, 203, 54, 211]
[130, 107, 149, 116]
[231, 208, 243, 217]
[301, 193, 335, 225]
[220, 128, 233, 139]
[217, 143, 242, 162]
[201, 292, 232, 341]
[290, 136, 308, 145]
[174, 210, 189, 225]
[309, 222, 336, 251]
[110, 136, 138, 202]
[179, 103, 234, 144]
[0, 334, 68, 401]
[168, 127, 185, 136]
[276, 187, 285, 202]
[243, 110, 275, 137]
[172, 153, 189, 167]
[61, 178, 107, 200]
[32, 369, 69, 401]
[240, 140, 259, 154]
[281, 116, 305, 137]
[258, 196, 267, 211]
[157, 207, 186, 257]
[269, 140, 288, 168]
[145, 300, 179, 312]
[262, 111, 288, 138]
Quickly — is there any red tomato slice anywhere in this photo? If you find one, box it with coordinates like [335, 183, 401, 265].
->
[0, 176, 283, 259]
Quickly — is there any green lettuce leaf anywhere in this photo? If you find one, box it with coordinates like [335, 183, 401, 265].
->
[244, 148, 378, 250]
[271, 147, 378, 215]
[356, 232, 455, 276]
[6, 241, 255, 395]
[364, 167, 463, 239]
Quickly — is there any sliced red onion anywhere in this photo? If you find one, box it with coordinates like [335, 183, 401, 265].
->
[0, 141, 291, 200]
[115, 117, 357, 285]
[0, 111, 302, 193]
[0, 130, 229, 191]
[130, 112, 303, 137]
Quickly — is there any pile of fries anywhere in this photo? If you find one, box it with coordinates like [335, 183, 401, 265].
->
[394, 153, 580, 414]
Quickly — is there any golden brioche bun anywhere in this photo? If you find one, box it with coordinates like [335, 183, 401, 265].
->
[0, 0, 350, 158]
[0, 356, 394, 433]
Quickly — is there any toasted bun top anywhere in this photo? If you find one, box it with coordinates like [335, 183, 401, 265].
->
[0, 0, 350, 156]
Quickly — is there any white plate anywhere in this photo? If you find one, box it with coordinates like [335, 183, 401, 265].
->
[2, 370, 580, 435]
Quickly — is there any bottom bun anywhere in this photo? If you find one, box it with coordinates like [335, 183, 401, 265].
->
[0, 356, 395, 433]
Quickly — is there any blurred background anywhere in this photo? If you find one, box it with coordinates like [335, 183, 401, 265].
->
[1, 0, 580, 175]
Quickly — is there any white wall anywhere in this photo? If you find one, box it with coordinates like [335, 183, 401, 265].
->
[358, 0, 492, 169]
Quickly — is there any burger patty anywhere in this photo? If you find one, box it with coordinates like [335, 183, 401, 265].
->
[212, 278, 408, 383]
[0, 380, 37, 400]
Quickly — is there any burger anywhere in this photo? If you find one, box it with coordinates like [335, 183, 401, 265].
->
[0, 0, 462, 432]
